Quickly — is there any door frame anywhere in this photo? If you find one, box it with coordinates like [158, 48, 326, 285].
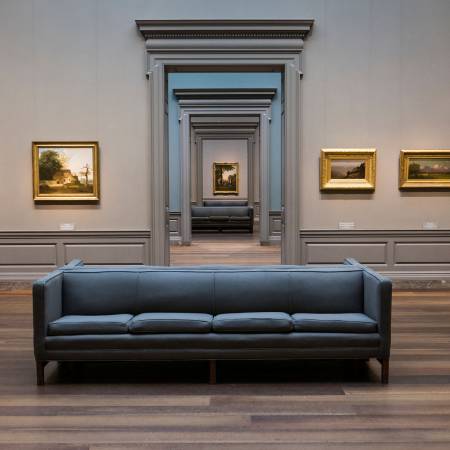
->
[136, 20, 314, 265]
[178, 105, 271, 246]
[190, 115, 260, 207]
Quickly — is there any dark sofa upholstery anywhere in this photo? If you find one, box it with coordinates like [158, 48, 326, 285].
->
[33, 259, 392, 384]
[191, 200, 254, 232]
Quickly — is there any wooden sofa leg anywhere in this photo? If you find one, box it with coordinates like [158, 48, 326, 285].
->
[378, 358, 389, 384]
[209, 360, 217, 384]
[36, 360, 47, 386]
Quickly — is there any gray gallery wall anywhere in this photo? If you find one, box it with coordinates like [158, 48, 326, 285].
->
[0, 0, 450, 277]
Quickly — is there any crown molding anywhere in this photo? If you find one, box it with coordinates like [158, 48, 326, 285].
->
[135, 19, 314, 41]
[173, 88, 276, 100]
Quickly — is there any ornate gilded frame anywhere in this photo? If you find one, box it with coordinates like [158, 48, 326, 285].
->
[213, 162, 239, 195]
[32, 141, 100, 202]
[399, 150, 450, 189]
[320, 149, 376, 191]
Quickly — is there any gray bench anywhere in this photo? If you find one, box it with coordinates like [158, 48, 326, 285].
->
[192, 200, 254, 232]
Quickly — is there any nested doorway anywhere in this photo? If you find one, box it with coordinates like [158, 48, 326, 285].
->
[173, 87, 276, 247]
[136, 20, 314, 265]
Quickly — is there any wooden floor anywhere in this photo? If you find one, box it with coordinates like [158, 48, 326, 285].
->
[170, 233, 281, 266]
[1, 290, 450, 449]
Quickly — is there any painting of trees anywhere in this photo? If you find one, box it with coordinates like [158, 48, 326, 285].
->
[38, 150, 63, 181]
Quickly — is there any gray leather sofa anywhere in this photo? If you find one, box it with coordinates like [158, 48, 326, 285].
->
[33, 258, 392, 385]
[191, 200, 254, 233]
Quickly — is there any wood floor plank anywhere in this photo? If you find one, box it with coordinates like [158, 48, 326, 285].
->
[1, 429, 450, 444]
[170, 233, 281, 266]
[89, 445, 450, 450]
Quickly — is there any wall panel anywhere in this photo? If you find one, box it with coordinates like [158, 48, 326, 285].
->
[305, 243, 386, 265]
[64, 244, 146, 265]
[0, 231, 151, 280]
[395, 243, 450, 265]
[299, 229, 450, 281]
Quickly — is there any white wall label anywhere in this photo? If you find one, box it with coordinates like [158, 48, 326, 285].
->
[339, 222, 355, 230]
[59, 223, 75, 231]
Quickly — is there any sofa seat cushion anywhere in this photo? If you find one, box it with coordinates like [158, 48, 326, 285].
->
[209, 216, 230, 222]
[292, 313, 377, 333]
[230, 216, 251, 221]
[213, 312, 293, 333]
[129, 313, 213, 334]
[48, 314, 133, 336]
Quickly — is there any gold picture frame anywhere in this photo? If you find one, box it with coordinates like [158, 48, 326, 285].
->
[320, 149, 376, 191]
[399, 150, 450, 189]
[213, 162, 239, 195]
[32, 141, 100, 202]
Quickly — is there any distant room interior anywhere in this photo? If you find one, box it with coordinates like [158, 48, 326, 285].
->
[167, 72, 282, 265]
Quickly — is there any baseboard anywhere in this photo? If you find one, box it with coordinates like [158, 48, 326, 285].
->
[381, 271, 450, 290]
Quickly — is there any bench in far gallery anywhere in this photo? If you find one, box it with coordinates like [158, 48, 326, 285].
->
[191, 200, 254, 233]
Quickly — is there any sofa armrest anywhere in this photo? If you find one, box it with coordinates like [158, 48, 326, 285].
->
[62, 259, 84, 269]
[344, 258, 392, 357]
[33, 271, 63, 360]
[363, 270, 392, 356]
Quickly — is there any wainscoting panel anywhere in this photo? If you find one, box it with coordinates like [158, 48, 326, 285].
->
[65, 244, 147, 265]
[305, 243, 387, 265]
[395, 242, 450, 265]
[299, 229, 450, 285]
[169, 213, 181, 243]
[269, 211, 282, 242]
[0, 244, 57, 266]
[0, 231, 151, 281]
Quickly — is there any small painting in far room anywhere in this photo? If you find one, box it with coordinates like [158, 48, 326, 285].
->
[213, 162, 239, 195]
[320, 149, 376, 191]
[399, 150, 450, 189]
[32, 142, 99, 201]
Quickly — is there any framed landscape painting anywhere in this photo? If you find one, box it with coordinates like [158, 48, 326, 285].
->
[213, 162, 239, 195]
[399, 150, 450, 189]
[320, 149, 376, 191]
[32, 142, 99, 202]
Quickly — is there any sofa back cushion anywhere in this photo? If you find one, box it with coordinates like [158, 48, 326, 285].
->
[136, 270, 214, 314]
[191, 206, 250, 218]
[214, 270, 291, 313]
[61, 267, 364, 316]
[63, 271, 138, 315]
[290, 269, 363, 313]
[204, 200, 248, 207]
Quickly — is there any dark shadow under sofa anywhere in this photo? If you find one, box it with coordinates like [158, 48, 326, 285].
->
[191, 200, 254, 233]
[33, 258, 392, 385]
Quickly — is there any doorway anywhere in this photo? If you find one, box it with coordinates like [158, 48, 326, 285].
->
[136, 19, 314, 265]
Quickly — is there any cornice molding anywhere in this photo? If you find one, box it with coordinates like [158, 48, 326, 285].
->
[135, 20, 314, 41]
[174, 88, 277, 100]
